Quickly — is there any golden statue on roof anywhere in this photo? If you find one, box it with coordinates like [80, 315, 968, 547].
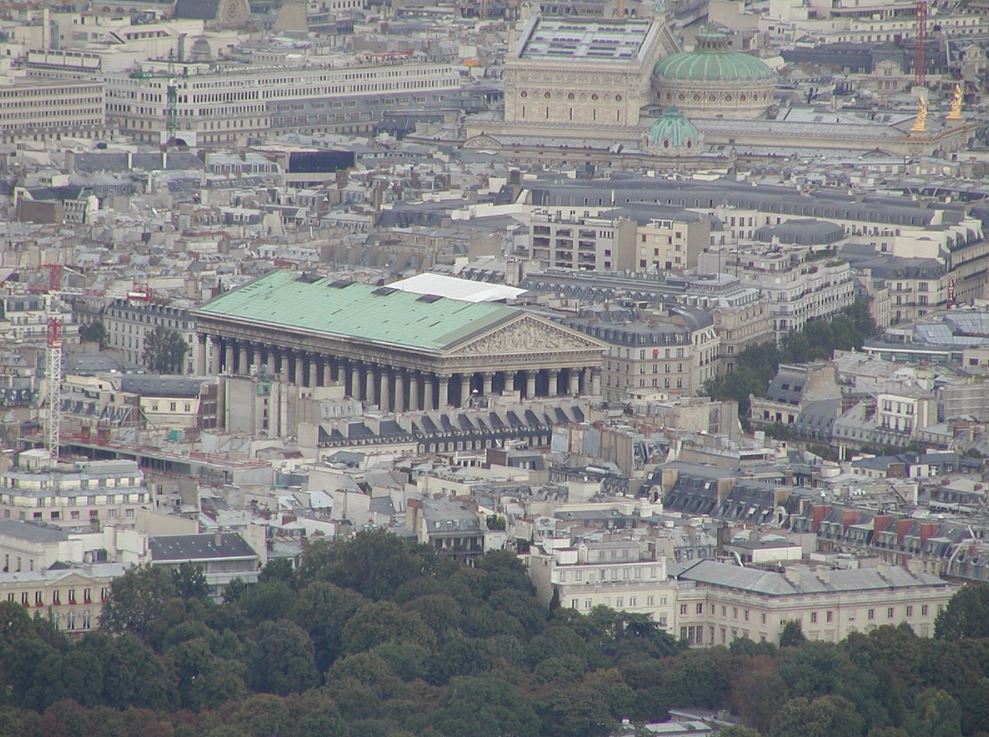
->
[947, 82, 963, 121]
[911, 95, 928, 133]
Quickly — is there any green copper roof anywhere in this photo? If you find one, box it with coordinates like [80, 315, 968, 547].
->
[195, 270, 518, 353]
[646, 108, 701, 148]
[654, 49, 775, 83]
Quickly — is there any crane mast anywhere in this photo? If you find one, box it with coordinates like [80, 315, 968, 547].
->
[45, 264, 63, 464]
[915, 0, 927, 87]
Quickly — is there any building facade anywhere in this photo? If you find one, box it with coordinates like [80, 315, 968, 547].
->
[0, 79, 106, 144]
[106, 59, 463, 145]
[528, 538, 678, 632]
[0, 453, 153, 529]
[503, 17, 677, 130]
[564, 305, 720, 403]
[0, 563, 125, 635]
[674, 560, 955, 645]
[104, 298, 196, 374]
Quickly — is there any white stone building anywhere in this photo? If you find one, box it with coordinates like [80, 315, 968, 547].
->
[673, 560, 956, 646]
[528, 537, 679, 632]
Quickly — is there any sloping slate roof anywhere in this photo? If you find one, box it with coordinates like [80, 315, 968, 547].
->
[149, 532, 257, 561]
[174, 0, 220, 19]
[195, 270, 518, 353]
[0, 520, 69, 543]
[118, 375, 206, 398]
[677, 559, 948, 596]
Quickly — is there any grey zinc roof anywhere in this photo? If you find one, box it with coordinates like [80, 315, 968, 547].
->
[0, 520, 70, 543]
[173, 0, 220, 20]
[149, 532, 257, 562]
[676, 559, 949, 596]
[754, 218, 845, 245]
[118, 375, 208, 398]
[528, 176, 940, 228]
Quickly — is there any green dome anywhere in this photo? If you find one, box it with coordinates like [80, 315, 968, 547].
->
[646, 108, 701, 149]
[655, 49, 775, 83]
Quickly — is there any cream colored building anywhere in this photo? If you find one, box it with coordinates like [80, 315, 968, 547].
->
[709, 295, 773, 373]
[636, 213, 711, 272]
[503, 16, 676, 130]
[524, 207, 711, 273]
[565, 305, 720, 403]
[0, 78, 106, 143]
[527, 212, 637, 272]
[106, 59, 462, 145]
[0, 562, 126, 635]
[700, 246, 857, 342]
[674, 560, 956, 646]
[0, 452, 153, 529]
[877, 390, 936, 437]
[528, 538, 678, 632]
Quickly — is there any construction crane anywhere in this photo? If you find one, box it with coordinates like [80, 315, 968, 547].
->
[915, 0, 927, 87]
[45, 264, 63, 464]
[166, 49, 179, 141]
[40, 264, 104, 465]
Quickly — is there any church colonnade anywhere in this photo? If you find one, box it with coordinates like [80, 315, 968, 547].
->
[195, 334, 601, 412]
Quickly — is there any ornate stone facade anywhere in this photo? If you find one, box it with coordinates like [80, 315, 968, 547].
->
[503, 16, 678, 129]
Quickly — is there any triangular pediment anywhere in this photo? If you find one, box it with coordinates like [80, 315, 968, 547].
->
[448, 315, 604, 357]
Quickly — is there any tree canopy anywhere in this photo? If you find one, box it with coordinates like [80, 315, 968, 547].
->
[704, 299, 878, 424]
[141, 325, 188, 374]
[1, 531, 987, 737]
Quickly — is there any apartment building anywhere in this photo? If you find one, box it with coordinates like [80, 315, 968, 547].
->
[0, 562, 125, 635]
[528, 537, 678, 633]
[149, 532, 260, 601]
[0, 79, 106, 144]
[105, 59, 463, 145]
[706, 289, 773, 373]
[750, 361, 841, 430]
[0, 452, 153, 529]
[519, 271, 772, 374]
[526, 178, 987, 305]
[635, 212, 711, 272]
[0, 292, 46, 344]
[700, 245, 857, 341]
[524, 207, 711, 274]
[842, 251, 947, 325]
[673, 560, 955, 646]
[527, 213, 636, 272]
[876, 390, 936, 436]
[103, 299, 196, 374]
[564, 305, 721, 403]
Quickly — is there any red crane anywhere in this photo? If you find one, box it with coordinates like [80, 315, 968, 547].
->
[915, 0, 927, 87]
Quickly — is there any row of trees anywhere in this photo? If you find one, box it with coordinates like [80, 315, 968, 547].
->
[703, 299, 878, 423]
[0, 530, 987, 737]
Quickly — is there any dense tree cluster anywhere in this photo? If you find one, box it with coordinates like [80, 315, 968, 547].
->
[0, 530, 987, 737]
[141, 325, 189, 374]
[704, 299, 878, 423]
